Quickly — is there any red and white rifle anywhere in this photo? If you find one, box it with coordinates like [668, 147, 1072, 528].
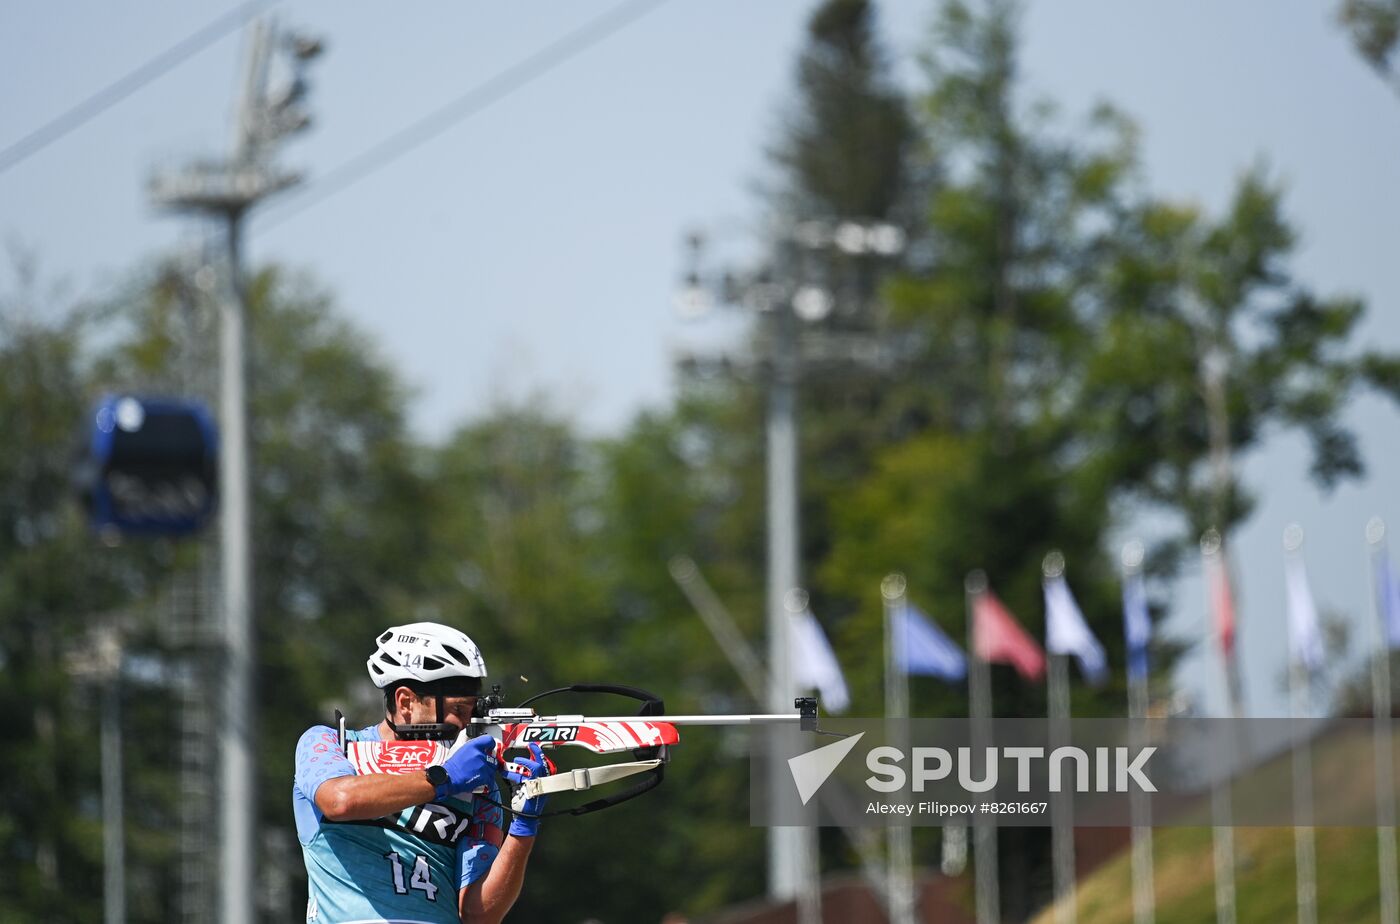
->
[339, 683, 819, 817]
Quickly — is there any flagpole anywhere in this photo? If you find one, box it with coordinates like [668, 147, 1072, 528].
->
[1201, 530, 1237, 924]
[1043, 551, 1076, 924]
[883, 574, 917, 924]
[966, 570, 999, 924]
[1367, 517, 1400, 924]
[784, 590, 824, 924]
[1122, 540, 1155, 924]
[668, 556, 893, 914]
[1283, 524, 1317, 924]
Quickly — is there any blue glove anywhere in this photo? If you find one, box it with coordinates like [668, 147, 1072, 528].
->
[505, 743, 553, 837]
[437, 733, 498, 800]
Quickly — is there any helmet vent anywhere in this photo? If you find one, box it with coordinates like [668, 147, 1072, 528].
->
[440, 644, 467, 665]
[378, 630, 393, 643]
[421, 656, 444, 671]
[379, 653, 401, 667]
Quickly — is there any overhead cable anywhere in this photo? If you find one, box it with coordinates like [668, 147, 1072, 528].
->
[254, 0, 670, 234]
[0, 0, 275, 177]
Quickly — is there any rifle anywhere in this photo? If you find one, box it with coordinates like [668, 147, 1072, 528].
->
[337, 683, 820, 818]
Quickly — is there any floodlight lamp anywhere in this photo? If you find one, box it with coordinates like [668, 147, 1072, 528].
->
[1121, 539, 1145, 571]
[674, 284, 711, 320]
[834, 222, 868, 255]
[114, 397, 146, 433]
[747, 283, 783, 313]
[1367, 517, 1386, 545]
[793, 221, 831, 250]
[869, 223, 906, 255]
[792, 285, 833, 322]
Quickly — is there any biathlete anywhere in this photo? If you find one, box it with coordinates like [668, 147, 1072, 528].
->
[292, 622, 552, 923]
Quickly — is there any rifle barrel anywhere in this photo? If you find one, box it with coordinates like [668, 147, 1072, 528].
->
[519, 713, 802, 726]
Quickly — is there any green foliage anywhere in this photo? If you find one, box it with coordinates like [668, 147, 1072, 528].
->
[768, 0, 915, 222]
[1339, 0, 1400, 93]
[0, 262, 196, 922]
[6, 2, 1400, 922]
[808, 0, 1399, 911]
[0, 258, 445, 922]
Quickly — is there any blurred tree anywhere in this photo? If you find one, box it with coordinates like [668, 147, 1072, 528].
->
[418, 397, 770, 921]
[0, 260, 128, 924]
[763, 0, 917, 464]
[768, 0, 916, 223]
[825, 0, 1400, 712]
[813, 0, 1400, 916]
[9, 2, 1400, 921]
[0, 257, 440, 922]
[1339, 0, 1400, 95]
[0, 246, 775, 921]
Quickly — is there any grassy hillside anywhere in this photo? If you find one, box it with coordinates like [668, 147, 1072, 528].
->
[1030, 825, 1388, 924]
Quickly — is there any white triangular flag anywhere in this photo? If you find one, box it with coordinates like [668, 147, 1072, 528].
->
[1045, 574, 1107, 684]
[1285, 553, 1324, 673]
[791, 608, 850, 713]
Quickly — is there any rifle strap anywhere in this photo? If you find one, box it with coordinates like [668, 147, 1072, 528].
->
[516, 759, 663, 801]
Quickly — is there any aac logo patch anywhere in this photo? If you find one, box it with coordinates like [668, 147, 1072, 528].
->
[377, 741, 437, 771]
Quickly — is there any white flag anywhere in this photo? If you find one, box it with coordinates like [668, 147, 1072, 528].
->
[1044, 574, 1107, 684]
[792, 608, 850, 713]
[1285, 554, 1324, 673]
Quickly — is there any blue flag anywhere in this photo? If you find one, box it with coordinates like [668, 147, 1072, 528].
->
[894, 602, 967, 682]
[1379, 557, 1400, 650]
[1122, 571, 1150, 683]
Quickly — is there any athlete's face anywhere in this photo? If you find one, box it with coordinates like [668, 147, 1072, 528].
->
[407, 693, 477, 731]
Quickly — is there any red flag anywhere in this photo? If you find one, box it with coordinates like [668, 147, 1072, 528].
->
[1209, 550, 1236, 658]
[973, 589, 1046, 681]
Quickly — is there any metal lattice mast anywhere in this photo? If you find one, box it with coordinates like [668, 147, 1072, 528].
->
[677, 220, 904, 921]
[150, 18, 320, 923]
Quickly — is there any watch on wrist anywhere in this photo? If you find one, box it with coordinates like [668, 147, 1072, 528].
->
[426, 765, 449, 790]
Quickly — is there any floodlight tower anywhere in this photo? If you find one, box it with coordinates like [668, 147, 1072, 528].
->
[150, 18, 321, 924]
[676, 219, 904, 922]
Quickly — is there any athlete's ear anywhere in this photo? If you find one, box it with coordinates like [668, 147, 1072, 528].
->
[392, 685, 417, 720]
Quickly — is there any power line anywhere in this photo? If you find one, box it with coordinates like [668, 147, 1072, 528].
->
[0, 0, 275, 177]
[253, 0, 670, 234]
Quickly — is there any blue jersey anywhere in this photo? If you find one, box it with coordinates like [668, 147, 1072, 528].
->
[293, 724, 504, 924]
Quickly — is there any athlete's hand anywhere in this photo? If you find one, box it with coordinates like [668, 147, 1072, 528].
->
[505, 743, 553, 837]
[437, 733, 498, 799]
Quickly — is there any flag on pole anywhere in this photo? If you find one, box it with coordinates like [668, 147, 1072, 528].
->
[1379, 556, 1400, 650]
[1044, 574, 1107, 684]
[1122, 571, 1150, 683]
[894, 602, 967, 681]
[792, 607, 850, 713]
[1285, 553, 1325, 673]
[973, 589, 1046, 681]
[1208, 549, 1237, 658]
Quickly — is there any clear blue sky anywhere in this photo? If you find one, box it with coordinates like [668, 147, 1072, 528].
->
[4, 0, 1399, 720]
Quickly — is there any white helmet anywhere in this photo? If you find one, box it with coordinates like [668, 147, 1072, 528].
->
[366, 622, 487, 689]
